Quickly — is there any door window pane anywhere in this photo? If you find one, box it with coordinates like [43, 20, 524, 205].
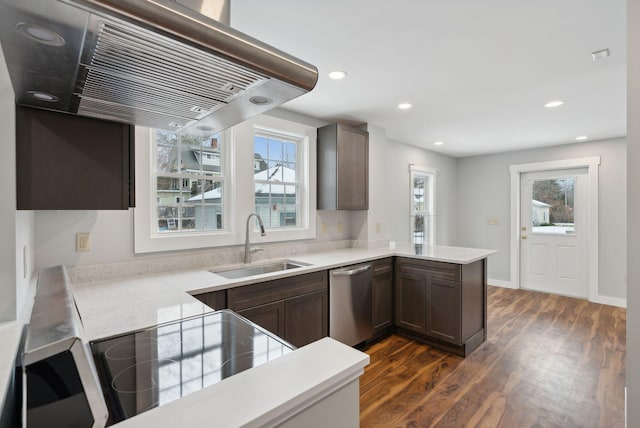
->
[531, 177, 575, 235]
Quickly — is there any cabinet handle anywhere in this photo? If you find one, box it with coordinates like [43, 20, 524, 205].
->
[331, 264, 371, 276]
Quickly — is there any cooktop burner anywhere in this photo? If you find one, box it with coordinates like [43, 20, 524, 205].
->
[90, 310, 293, 425]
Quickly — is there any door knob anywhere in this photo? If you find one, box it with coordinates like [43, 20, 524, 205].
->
[522, 234, 527, 240]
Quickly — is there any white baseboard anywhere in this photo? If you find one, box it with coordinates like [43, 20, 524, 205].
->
[487, 278, 517, 289]
[590, 294, 627, 308]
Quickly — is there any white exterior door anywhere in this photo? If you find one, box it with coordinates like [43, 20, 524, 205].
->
[520, 168, 588, 298]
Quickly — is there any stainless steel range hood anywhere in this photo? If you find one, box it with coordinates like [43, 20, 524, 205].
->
[0, 0, 318, 134]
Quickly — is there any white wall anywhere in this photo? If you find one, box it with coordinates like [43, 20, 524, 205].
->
[379, 139, 458, 247]
[0, 45, 35, 321]
[627, 0, 639, 423]
[457, 138, 627, 301]
[33, 109, 355, 270]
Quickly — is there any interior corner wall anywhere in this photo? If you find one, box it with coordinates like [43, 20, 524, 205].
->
[0, 45, 17, 321]
[456, 138, 627, 301]
[627, 0, 639, 423]
[380, 139, 458, 247]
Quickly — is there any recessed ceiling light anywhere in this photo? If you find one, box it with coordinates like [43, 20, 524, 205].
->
[16, 23, 65, 46]
[592, 49, 610, 61]
[434, 141, 444, 146]
[249, 96, 272, 105]
[197, 125, 215, 132]
[398, 103, 412, 110]
[26, 91, 58, 102]
[576, 135, 588, 141]
[544, 100, 564, 108]
[328, 70, 347, 80]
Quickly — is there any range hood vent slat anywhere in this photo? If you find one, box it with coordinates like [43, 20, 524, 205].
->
[77, 19, 270, 129]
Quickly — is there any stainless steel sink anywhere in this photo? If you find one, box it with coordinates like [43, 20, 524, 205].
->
[212, 260, 310, 279]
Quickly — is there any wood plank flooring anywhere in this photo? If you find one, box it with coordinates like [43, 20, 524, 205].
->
[360, 286, 626, 428]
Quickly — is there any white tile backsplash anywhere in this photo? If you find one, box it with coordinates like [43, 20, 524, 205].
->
[66, 239, 354, 283]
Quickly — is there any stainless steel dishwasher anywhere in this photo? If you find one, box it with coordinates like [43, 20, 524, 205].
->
[329, 263, 373, 346]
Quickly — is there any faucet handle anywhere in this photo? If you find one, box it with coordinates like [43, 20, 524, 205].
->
[250, 247, 264, 254]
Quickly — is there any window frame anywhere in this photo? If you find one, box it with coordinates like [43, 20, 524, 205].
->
[253, 126, 303, 230]
[134, 114, 316, 254]
[134, 127, 239, 254]
[242, 120, 316, 243]
[409, 165, 437, 248]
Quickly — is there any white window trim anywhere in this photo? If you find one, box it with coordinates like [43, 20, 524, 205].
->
[134, 114, 316, 254]
[244, 120, 316, 243]
[409, 164, 437, 247]
[134, 127, 239, 254]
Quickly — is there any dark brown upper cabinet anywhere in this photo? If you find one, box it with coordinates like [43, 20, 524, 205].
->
[317, 123, 368, 210]
[16, 105, 135, 210]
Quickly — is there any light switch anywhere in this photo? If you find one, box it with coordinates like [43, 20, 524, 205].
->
[487, 218, 500, 225]
[337, 222, 343, 233]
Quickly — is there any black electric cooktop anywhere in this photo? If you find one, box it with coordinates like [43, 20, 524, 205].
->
[90, 310, 294, 426]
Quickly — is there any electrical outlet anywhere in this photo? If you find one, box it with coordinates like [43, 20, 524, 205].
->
[76, 233, 91, 252]
[375, 222, 381, 234]
[337, 222, 343, 233]
[321, 222, 328, 234]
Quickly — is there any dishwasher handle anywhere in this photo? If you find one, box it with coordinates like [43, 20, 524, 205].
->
[330, 264, 371, 277]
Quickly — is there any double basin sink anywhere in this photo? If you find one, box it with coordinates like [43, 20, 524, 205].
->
[211, 260, 310, 279]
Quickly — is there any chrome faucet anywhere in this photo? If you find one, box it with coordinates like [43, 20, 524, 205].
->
[244, 213, 266, 263]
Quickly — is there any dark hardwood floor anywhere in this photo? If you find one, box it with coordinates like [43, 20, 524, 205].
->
[360, 286, 626, 428]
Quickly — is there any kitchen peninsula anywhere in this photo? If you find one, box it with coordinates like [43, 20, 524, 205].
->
[24, 245, 494, 427]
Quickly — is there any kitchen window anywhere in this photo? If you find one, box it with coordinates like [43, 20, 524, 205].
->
[134, 114, 316, 254]
[410, 165, 437, 250]
[253, 129, 301, 229]
[154, 130, 226, 233]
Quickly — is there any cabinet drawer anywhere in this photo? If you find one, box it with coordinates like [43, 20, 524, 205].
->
[227, 271, 328, 311]
[396, 257, 461, 282]
[372, 257, 393, 275]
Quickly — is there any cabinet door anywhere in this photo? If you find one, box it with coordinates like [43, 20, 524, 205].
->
[193, 290, 226, 310]
[284, 290, 328, 348]
[337, 126, 368, 210]
[395, 270, 427, 335]
[237, 301, 285, 338]
[16, 105, 134, 210]
[372, 259, 393, 334]
[426, 278, 461, 345]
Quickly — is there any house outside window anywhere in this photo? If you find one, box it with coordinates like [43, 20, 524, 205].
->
[134, 115, 316, 254]
[155, 130, 225, 233]
[253, 129, 301, 229]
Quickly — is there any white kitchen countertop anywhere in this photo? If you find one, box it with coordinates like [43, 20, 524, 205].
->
[68, 244, 494, 427]
[72, 245, 496, 340]
[0, 321, 23, 409]
[113, 337, 368, 428]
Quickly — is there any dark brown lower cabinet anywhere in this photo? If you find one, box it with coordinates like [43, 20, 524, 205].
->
[283, 291, 327, 347]
[394, 270, 427, 335]
[227, 271, 328, 348]
[427, 278, 461, 344]
[238, 301, 284, 337]
[371, 258, 393, 336]
[394, 257, 486, 356]
[194, 290, 227, 310]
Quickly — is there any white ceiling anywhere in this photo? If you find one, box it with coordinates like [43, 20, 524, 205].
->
[230, 0, 626, 157]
